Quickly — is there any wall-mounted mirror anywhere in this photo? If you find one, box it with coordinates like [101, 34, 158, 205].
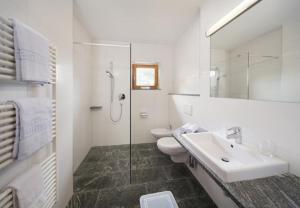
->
[210, 0, 300, 103]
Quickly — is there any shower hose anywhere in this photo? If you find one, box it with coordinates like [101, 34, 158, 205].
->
[109, 101, 123, 122]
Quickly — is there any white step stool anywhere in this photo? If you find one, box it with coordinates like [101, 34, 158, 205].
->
[140, 191, 178, 208]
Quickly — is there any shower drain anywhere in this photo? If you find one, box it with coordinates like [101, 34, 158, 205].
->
[221, 157, 230, 162]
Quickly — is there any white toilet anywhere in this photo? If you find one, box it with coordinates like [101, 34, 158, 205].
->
[150, 128, 173, 139]
[157, 137, 187, 163]
[150, 128, 188, 163]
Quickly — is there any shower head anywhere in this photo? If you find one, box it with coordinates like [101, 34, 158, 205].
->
[105, 70, 114, 78]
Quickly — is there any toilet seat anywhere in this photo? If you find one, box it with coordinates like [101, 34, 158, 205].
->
[157, 137, 186, 155]
[150, 128, 173, 138]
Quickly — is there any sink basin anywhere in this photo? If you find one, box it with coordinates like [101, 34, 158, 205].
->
[181, 132, 288, 182]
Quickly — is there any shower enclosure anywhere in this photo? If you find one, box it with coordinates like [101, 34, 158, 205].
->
[73, 40, 134, 184]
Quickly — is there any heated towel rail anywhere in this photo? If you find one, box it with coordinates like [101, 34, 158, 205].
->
[0, 16, 56, 84]
[0, 100, 56, 171]
[0, 153, 57, 208]
[0, 16, 57, 208]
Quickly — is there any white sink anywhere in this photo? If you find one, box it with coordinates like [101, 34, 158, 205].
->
[181, 132, 288, 183]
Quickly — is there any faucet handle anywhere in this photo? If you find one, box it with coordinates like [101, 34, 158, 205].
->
[227, 126, 241, 134]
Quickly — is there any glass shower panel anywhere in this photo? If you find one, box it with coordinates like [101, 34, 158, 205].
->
[91, 45, 131, 183]
[73, 42, 131, 187]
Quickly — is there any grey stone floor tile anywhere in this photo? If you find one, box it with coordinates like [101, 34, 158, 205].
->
[136, 148, 164, 158]
[117, 159, 130, 171]
[131, 167, 168, 184]
[177, 196, 218, 208]
[68, 143, 216, 208]
[95, 184, 147, 208]
[67, 190, 99, 208]
[75, 171, 130, 192]
[93, 144, 130, 151]
[131, 157, 153, 170]
[145, 178, 205, 200]
[131, 143, 156, 150]
[74, 160, 119, 177]
[163, 164, 193, 180]
[150, 156, 174, 167]
[83, 147, 130, 163]
[186, 177, 207, 195]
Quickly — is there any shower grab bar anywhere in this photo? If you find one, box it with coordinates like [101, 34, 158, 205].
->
[0, 100, 56, 171]
[90, 106, 103, 110]
[0, 16, 57, 84]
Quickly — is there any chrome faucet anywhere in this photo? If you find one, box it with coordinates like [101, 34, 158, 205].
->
[227, 127, 242, 144]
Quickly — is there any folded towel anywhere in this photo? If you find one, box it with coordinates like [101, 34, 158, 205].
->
[9, 164, 47, 208]
[173, 123, 207, 139]
[184, 123, 199, 133]
[8, 98, 52, 160]
[12, 19, 50, 83]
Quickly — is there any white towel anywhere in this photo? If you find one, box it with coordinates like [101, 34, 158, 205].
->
[9, 164, 47, 208]
[173, 123, 207, 139]
[185, 123, 200, 133]
[12, 19, 50, 83]
[8, 98, 52, 160]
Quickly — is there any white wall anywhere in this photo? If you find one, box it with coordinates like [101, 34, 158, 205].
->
[91, 42, 173, 146]
[73, 16, 93, 171]
[76, 41, 173, 147]
[0, 1, 74, 207]
[281, 18, 300, 102]
[132, 43, 173, 144]
[91, 42, 131, 146]
[170, 15, 201, 129]
[173, 18, 200, 94]
[170, 0, 300, 177]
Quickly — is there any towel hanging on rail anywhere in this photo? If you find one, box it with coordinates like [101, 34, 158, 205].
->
[8, 164, 47, 208]
[0, 153, 57, 208]
[7, 98, 53, 160]
[12, 19, 50, 83]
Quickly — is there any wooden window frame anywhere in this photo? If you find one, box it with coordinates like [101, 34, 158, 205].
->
[132, 64, 159, 90]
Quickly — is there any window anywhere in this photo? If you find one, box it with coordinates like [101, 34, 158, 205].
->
[132, 64, 159, 90]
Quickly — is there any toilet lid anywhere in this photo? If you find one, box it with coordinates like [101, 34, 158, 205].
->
[151, 128, 173, 137]
[157, 137, 184, 151]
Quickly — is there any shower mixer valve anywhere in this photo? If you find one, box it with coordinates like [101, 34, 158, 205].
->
[119, 93, 126, 101]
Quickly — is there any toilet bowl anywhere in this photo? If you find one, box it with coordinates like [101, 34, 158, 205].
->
[157, 137, 188, 163]
[150, 128, 173, 139]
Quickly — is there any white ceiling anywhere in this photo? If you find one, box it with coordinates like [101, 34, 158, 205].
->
[74, 0, 202, 44]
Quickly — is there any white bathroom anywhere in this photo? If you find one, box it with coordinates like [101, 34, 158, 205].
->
[0, 0, 300, 208]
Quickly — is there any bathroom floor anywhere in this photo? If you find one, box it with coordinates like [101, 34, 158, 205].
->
[67, 143, 216, 208]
